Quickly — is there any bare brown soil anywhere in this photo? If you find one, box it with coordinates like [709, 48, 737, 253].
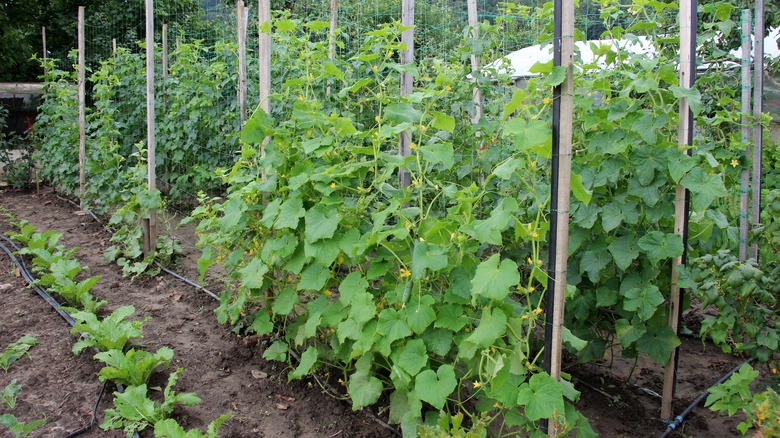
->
[0, 187, 759, 437]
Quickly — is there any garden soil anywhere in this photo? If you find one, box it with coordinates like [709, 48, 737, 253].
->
[0, 187, 759, 437]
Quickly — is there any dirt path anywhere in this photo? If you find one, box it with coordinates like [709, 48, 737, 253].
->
[0, 187, 756, 437]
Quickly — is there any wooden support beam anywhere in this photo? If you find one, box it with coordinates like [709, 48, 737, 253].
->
[398, 0, 414, 188]
[78, 7, 86, 210]
[738, 9, 752, 261]
[327, 0, 338, 95]
[144, 0, 158, 256]
[467, 0, 482, 124]
[661, 0, 696, 420]
[751, 0, 764, 260]
[237, 1, 247, 122]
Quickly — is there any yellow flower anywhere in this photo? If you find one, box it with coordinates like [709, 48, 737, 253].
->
[445, 85, 452, 91]
[375, 115, 380, 122]
[376, 92, 382, 98]
[298, 95, 304, 101]
[534, 307, 543, 315]
[387, 50, 394, 56]
[409, 142, 416, 150]
[528, 286, 535, 292]
[330, 182, 336, 188]
[325, 290, 332, 296]
[372, 65, 379, 72]
[399, 268, 411, 278]
[472, 381, 481, 389]
[532, 231, 539, 238]
[730, 159, 739, 167]
[543, 97, 551, 105]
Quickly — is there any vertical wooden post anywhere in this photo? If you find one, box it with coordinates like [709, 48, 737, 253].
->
[258, 0, 271, 195]
[112, 38, 117, 54]
[42, 27, 47, 73]
[398, 0, 414, 188]
[544, 0, 574, 428]
[77, 7, 86, 210]
[738, 9, 752, 262]
[143, 0, 158, 256]
[162, 24, 168, 80]
[751, 0, 764, 260]
[661, 0, 696, 420]
[237, 1, 248, 122]
[466, 0, 482, 124]
[327, 0, 338, 95]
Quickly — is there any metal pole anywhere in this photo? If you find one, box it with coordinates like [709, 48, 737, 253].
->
[77, 7, 86, 209]
[751, 0, 764, 260]
[661, 0, 697, 420]
[738, 9, 752, 261]
[143, 0, 158, 256]
[399, 0, 414, 188]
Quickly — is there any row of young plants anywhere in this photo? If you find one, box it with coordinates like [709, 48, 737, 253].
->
[6, 220, 230, 437]
[0, 335, 44, 438]
[187, 3, 780, 436]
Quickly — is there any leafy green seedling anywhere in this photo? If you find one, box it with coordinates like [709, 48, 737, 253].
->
[101, 368, 201, 437]
[2, 379, 21, 409]
[70, 305, 148, 354]
[95, 347, 174, 387]
[0, 335, 39, 373]
[0, 413, 46, 438]
[705, 363, 760, 416]
[153, 413, 232, 438]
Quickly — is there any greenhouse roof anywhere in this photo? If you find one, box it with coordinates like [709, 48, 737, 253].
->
[486, 27, 780, 79]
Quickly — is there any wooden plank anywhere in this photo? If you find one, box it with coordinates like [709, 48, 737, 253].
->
[258, 0, 271, 196]
[398, 0, 414, 188]
[112, 38, 117, 54]
[42, 27, 47, 74]
[739, 9, 751, 261]
[162, 24, 168, 80]
[78, 7, 86, 210]
[751, 0, 764, 260]
[237, 1, 247, 122]
[661, 0, 696, 420]
[327, 0, 338, 95]
[144, 0, 158, 256]
[467, 0, 482, 124]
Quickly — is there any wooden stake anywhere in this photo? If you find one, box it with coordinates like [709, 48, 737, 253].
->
[144, 0, 158, 256]
[237, 1, 247, 122]
[751, 0, 764, 260]
[162, 24, 168, 111]
[78, 7, 86, 210]
[258, 0, 271, 198]
[398, 0, 414, 188]
[42, 26, 47, 73]
[738, 9, 752, 262]
[467, 0, 482, 124]
[112, 38, 117, 54]
[327, 0, 338, 96]
[542, 0, 575, 432]
[661, 0, 696, 420]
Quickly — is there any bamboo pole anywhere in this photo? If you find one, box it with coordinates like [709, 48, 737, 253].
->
[237, 1, 247, 122]
[398, 0, 414, 188]
[467, 0, 482, 124]
[77, 7, 86, 210]
[162, 24, 168, 111]
[42, 27, 47, 73]
[143, 0, 158, 256]
[751, 0, 764, 260]
[661, 0, 696, 420]
[738, 9, 752, 262]
[543, 0, 574, 434]
[327, 0, 338, 96]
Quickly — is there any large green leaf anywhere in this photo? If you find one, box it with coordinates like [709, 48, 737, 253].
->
[622, 285, 664, 321]
[304, 205, 342, 242]
[464, 306, 507, 350]
[471, 254, 520, 302]
[386, 102, 423, 124]
[516, 372, 565, 421]
[238, 258, 268, 291]
[419, 142, 454, 170]
[681, 167, 728, 211]
[394, 338, 428, 376]
[430, 111, 455, 132]
[274, 197, 305, 230]
[338, 272, 368, 305]
[636, 326, 681, 365]
[608, 234, 640, 271]
[348, 356, 383, 409]
[411, 242, 449, 280]
[405, 295, 437, 334]
[289, 346, 318, 380]
[413, 364, 457, 409]
[637, 231, 683, 264]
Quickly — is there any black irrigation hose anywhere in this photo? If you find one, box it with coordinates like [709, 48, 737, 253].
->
[0, 234, 75, 326]
[62, 380, 108, 438]
[659, 357, 756, 438]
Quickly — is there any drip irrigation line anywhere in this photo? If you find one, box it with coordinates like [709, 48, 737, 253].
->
[0, 234, 76, 326]
[659, 357, 755, 438]
[62, 380, 108, 438]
